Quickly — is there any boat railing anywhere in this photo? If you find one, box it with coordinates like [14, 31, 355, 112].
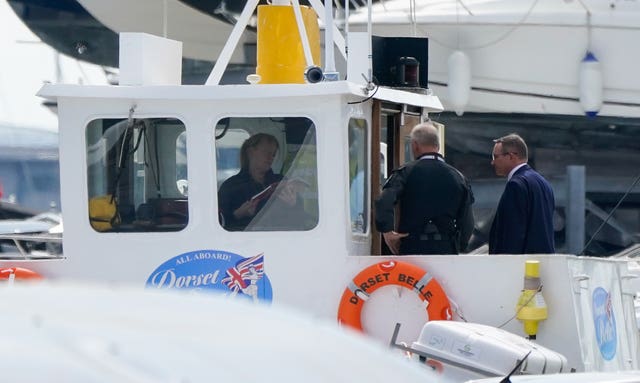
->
[611, 243, 640, 259]
[0, 233, 63, 260]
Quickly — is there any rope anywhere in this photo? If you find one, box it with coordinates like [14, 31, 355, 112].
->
[580, 172, 640, 255]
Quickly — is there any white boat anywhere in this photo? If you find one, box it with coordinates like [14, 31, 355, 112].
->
[66, 0, 640, 118]
[0, 282, 441, 382]
[348, 0, 640, 118]
[468, 371, 640, 383]
[0, 211, 62, 258]
[1, 0, 639, 380]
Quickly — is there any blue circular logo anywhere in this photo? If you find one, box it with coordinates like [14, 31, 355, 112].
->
[146, 250, 272, 302]
[592, 287, 616, 361]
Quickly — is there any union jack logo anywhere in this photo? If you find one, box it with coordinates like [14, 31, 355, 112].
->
[605, 292, 613, 322]
[221, 253, 264, 292]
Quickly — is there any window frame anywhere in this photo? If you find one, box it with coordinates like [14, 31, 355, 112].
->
[85, 116, 190, 233]
[213, 115, 320, 233]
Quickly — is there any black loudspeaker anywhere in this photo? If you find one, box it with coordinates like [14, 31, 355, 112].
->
[371, 36, 429, 89]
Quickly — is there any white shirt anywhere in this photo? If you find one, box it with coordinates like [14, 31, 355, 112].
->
[507, 163, 527, 181]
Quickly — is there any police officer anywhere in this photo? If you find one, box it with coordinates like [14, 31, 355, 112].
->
[375, 122, 474, 255]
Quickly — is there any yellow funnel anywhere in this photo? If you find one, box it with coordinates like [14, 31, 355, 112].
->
[256, 4, 321, 84]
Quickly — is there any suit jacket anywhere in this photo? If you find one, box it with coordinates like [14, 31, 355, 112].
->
[489, 164, 555, 254]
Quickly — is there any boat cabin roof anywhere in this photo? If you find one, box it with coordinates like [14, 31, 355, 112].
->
[39, 81, 443, 111]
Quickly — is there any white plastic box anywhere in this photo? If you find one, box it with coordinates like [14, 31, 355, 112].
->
[119, 33, 182, 86]
[411, 321, 568, 379]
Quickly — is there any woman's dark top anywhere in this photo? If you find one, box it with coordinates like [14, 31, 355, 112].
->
[218, 169, 283, 231]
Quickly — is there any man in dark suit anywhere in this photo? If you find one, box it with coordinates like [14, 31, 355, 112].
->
[375, 122, 474, 255]
[489, 133, 555, 254]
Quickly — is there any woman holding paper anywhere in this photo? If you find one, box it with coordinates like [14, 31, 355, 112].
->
[218, 133, 299, 231]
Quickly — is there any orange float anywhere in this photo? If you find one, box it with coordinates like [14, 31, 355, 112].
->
[0, 267, 44, 281]
[337, 260, 451, 331]
[425, 359, 444, 374]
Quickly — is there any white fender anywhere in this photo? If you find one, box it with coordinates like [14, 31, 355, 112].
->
[447, 50, 471, 117]
[579, 51, 603, 117]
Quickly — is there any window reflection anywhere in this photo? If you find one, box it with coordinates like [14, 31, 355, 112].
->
[86, 118, 188, 232]
[348, 118, 368, 233]
[215, 117, 319, 232]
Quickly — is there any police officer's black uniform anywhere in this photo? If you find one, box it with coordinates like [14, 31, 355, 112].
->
[375, 152, 474, 255]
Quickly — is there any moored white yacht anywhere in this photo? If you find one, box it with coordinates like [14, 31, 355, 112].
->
[0, 0, 639, 379]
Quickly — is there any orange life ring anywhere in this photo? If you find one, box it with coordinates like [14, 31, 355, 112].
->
[0, 267, 43, 281]
[425, 359, 444, 374]
[337, 260, 451, 332]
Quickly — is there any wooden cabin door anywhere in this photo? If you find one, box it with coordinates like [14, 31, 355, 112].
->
[370, 102, 421, 255]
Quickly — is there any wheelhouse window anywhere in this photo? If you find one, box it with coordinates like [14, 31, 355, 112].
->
[349, 118, 368, 233]
[215, 117, 318, 232]
[86, 117, 188, 232]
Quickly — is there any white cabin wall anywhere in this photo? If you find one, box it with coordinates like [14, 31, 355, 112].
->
[333, 254, 623, 372]
[56, 98, 202, 281]
[51, 93, 361, 309]
[256, 95, 354, 314]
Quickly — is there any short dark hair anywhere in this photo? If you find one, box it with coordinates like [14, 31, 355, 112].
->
[494, 133, 528, 161]
[240, 133, 279, 169]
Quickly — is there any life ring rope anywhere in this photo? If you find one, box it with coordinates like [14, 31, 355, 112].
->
[337, 260, 451, 332]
